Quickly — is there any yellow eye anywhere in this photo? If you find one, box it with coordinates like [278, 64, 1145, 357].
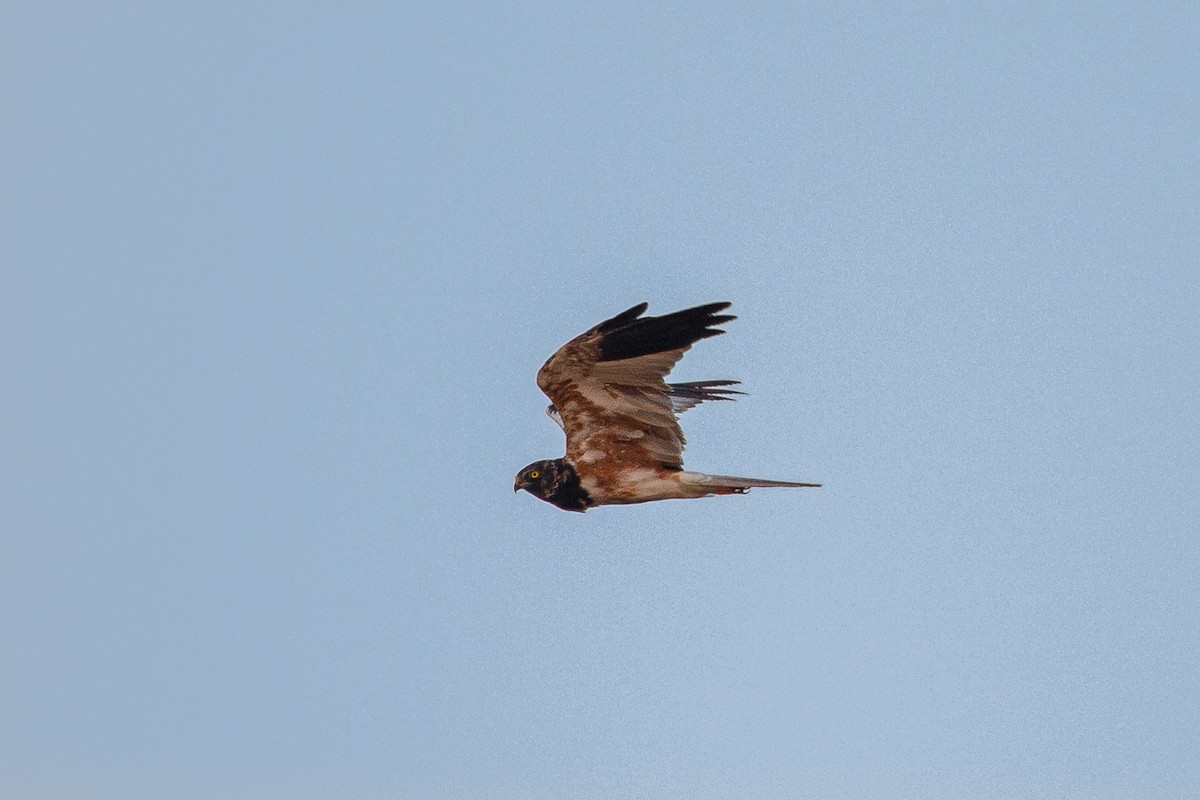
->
[529, 470, 540, 479]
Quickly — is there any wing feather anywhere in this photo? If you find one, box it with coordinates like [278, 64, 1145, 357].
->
[545, 380, 742, 431]
[536, 303, 735, 469]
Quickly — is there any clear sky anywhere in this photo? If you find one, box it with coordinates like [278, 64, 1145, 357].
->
[3, 1, 1197, 798]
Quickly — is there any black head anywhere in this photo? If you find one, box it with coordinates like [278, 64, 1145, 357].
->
[513, 458, 591, 512]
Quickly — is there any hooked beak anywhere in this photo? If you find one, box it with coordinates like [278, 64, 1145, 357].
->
[513, 479, 522, 493]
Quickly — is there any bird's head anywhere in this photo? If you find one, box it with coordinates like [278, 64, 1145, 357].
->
[513, 458, 591, 511]
[513, 459, 559, 500]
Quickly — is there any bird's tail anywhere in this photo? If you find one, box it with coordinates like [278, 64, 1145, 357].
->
[679, 471, 822, 495]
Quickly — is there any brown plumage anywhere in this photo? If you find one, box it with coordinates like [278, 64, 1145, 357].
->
[514, 302, 821, 512]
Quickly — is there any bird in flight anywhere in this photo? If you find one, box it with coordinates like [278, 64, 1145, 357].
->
[514, 302, 821, 512]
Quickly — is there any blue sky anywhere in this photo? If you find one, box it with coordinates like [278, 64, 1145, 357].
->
[3, 2, 1197, 798]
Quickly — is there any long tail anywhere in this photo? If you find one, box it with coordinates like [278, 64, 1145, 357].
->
[680, 471, 822, 495]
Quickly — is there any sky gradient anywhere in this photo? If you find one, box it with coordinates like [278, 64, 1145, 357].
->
[3, 2, 1198, 798]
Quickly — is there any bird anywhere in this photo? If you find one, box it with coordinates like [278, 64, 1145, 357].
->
[514, 302, 821, 511]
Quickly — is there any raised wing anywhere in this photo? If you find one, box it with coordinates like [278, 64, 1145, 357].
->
[544, 380, 743, 431]
[536, 302, 735, 469]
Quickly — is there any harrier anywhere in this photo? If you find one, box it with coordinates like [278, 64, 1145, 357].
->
[514, 302, 821, 511]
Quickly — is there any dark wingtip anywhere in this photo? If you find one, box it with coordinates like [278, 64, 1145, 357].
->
[668, 380, 745, 396]
[595, 302, 649, 333]
[696, 302, 735, 330]
[597, 301, 738, 362]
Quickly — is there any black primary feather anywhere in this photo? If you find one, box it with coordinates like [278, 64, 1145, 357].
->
[593, 303, 649, 334]
[597, 302, 735, 362]
[664, 380, 744, 403]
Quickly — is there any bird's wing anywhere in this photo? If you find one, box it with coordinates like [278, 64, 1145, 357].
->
[536, 302, 735, 469]
[661, 380, 744, 413]
[545, 380, 742, 431]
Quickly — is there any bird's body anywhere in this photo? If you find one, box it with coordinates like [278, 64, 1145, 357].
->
[514, 302, 820, 512]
